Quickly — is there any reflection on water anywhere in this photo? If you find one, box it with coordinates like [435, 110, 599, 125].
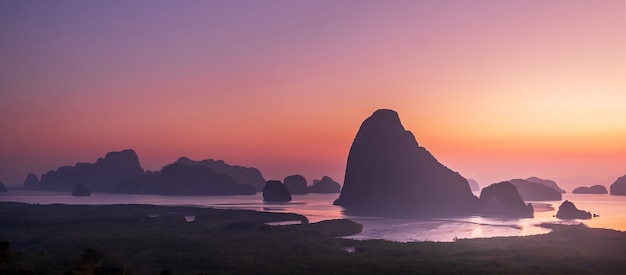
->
[2, 190, 625, 242]
[344, 215, 552, 242]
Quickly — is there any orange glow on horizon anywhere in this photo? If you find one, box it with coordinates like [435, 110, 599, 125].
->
[1, 1, 625, 189]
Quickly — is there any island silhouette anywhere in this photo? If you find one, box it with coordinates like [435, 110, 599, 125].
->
[573, 185, 608, 194]
[334, 109, 479, 216]
[14, 109, 556, 219]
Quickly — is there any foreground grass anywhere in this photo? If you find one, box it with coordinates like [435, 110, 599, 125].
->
[1, 202, 625, 274]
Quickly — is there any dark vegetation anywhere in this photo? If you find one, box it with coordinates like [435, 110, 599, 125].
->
[2, 202, 626, 274]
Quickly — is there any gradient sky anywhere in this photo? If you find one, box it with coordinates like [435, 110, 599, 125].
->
[1, 1, 625, 189]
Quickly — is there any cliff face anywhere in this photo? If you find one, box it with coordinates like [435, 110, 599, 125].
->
[39, 149, 144, 192]
[334, 109, 478, 216]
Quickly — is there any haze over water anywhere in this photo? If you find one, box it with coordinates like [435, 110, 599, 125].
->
[3, 191, 625, 242]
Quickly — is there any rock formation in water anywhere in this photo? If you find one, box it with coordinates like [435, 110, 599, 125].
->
[263, 180, 292, 202]
[556, 200, 592, 219]
[71, 184, 91, 197]
[509, 179, 562, 201]
[23, 173, 40, 190]
[478, 181, 533, 218]
[467, 179, 480, 192]
[117, 163, 256, 196]
[39, 149, 144, 192]
[307, 176, 341, 193]
[284, 175, 308, 194]
[572, 185, 608, 194]
[610, 175, 626, 196]
[0, 181, 6, 192]
[175, 157, 265, 192]
[525, 177, 566, 194]
[334, 109, 478, 215]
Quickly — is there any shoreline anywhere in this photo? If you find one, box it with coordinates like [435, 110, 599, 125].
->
[2, 202, 626, 274]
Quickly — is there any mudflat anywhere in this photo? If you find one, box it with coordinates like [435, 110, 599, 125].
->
[1, 202, 625, 274]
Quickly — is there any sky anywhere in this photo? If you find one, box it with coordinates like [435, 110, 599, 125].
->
[1, 1, 625, 190]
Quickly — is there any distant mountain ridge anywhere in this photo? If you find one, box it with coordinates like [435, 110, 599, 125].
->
[174, 157, 266, 192]
[509, 179, 562, 201]
[116, 163, 256, 196]
[525, 177, 566, 194]
[39, 149, 144, 192]
[33, 151, 263, 196]
[573, 185, 608, 194]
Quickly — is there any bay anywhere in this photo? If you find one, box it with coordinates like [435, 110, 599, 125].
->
[2, 190, 625, 242]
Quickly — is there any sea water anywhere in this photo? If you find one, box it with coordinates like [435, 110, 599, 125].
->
[2, 190, 625, 242]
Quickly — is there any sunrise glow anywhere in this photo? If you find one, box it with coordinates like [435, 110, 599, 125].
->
[1, 1, 625, 190]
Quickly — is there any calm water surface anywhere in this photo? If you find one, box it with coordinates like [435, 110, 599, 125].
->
[2, 190, 625, 242]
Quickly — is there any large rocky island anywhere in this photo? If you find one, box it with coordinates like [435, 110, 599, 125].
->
[334, 109, 478, 216]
